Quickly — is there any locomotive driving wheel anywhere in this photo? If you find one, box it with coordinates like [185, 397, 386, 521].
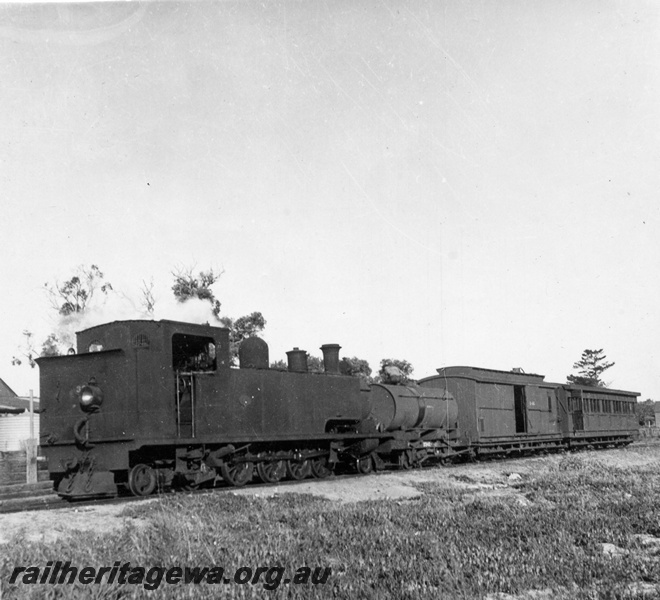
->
[128, 464, 157, 496]
[311, 456, 332, 479]
[256, 460, 286, 484]
[286, 459, 312, 480]
[220, 461, 253, 487]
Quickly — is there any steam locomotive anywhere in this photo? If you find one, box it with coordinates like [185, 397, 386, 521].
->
[37, 319, 639, 499]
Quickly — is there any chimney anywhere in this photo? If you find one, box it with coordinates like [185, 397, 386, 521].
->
[320, 344, 341, 374]
[286, 348, 308, 373]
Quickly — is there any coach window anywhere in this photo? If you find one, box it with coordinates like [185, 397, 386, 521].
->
[172, 334, 217, 372]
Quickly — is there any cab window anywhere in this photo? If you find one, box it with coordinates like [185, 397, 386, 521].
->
[172, 334, 216, 372]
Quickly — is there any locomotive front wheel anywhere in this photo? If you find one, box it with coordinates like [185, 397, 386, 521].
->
[286, 459, 312, 480]
[356, 455, 374, 474]
[256, 460, 286, 484]
[128, 464, 157, 496]
[220, 462, 253, 487]
[311, 456, 332, 479]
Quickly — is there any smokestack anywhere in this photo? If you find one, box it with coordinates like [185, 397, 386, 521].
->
[286, 348, 308, 373]
[320, 344, 341, 374]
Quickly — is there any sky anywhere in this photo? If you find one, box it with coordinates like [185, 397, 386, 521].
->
[0, 0, 658, 400]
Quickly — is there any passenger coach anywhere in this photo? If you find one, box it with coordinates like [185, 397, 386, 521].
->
[419, 366, 638, 455]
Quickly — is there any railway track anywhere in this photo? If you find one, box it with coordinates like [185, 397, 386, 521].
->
[0, 481, 62, 514]
[0, 468, 371, 515]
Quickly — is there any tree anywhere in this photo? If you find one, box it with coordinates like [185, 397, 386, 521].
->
[44, 264, 114, 354]
[566, 349, 614, 387]
[169, 265, 267, 365]
[13, 265, 114, 367]
[40, 333, 62, 358]
[306, 355, 325, 373]
[340, 356, 373, 384]
[45, 264, 113, 316]
[171, 266, 223, 318]
[140, 278, 156, 315]
[635, 399, 656, 427]
[375, 358, 414, 384]
[11, 330, 37, 368]
[219, 312, 266, 365]
[270, 355, 324, 372]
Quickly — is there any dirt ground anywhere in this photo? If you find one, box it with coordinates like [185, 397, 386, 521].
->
[1, 444, 658, 545]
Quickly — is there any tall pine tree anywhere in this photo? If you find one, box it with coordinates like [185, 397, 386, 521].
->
[566, 348, 614, 387]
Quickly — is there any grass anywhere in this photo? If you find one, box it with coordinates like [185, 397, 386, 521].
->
[2, 448, 660, 599]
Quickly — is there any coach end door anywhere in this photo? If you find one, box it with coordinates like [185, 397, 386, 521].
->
[571, 392, 584, 432]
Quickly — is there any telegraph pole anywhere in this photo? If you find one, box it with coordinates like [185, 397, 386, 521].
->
[26, 389, 37, 484]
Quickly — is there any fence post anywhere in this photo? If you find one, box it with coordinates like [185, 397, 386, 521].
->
[26, 389, 37, 484]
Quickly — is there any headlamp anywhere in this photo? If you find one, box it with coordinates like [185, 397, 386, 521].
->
[79, 378, 103, 412]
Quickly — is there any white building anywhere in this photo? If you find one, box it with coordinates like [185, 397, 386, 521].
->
[0, 377, 40, 452]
